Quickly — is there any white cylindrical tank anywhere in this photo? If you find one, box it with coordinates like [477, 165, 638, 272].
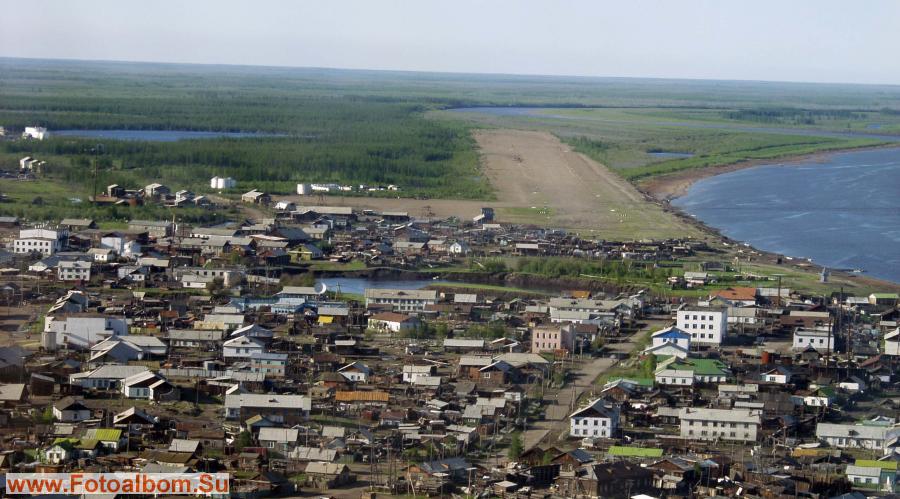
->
[42, 330, 57, 352]
[297, 183, 311, 195]
[210, 177, 221, 189]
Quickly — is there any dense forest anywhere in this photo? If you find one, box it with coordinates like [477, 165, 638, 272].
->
[3, 58, 900, 205]
[0, 60, 489, 199]
[723, 107, 866, 125]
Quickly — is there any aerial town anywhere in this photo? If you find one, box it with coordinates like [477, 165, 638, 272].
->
[0, 169, 896, 498]
[3, 4, 900, 497]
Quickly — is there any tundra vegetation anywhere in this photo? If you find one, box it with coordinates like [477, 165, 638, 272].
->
[2, 58, 899, 224]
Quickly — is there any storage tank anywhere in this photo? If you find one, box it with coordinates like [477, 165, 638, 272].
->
[297, 183, 312, 195]
[42, 330, 57, 352]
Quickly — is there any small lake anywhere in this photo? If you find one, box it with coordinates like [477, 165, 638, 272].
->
[316, 277, 448, 296]
[673, 147, 900, 284]
[53, 129, 280, 142]
[649, 151, 694, 159]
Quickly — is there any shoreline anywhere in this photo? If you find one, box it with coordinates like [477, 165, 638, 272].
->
[638, 143, 899, 201]
[636, 144, 900, 291]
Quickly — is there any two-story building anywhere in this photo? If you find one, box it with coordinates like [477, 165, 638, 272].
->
[531, 324, 576, 354]
[792, 327, 834, 352]
[364, 289, 437, 312]
[679, 408, 760, 442]
[569, 398, 620, 438]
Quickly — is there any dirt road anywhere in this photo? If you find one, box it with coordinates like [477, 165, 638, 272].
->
[280, 130, 700, 239]
[520, 323, 652, 451]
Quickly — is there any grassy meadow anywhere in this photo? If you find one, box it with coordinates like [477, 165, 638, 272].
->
[2, 58, 900, 224]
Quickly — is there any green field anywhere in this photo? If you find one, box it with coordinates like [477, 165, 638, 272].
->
[434, 106, 895, 181]
[2, 58, 900, 224]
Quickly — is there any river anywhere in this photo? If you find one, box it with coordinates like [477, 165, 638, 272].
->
[672, 147, 900, 283]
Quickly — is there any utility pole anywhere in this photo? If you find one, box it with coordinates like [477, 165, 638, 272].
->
[90, 144, 104, 205]
[774, 274, 783, 309]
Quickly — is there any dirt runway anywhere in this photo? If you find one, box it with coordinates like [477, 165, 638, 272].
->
[285, 129, 700, 239]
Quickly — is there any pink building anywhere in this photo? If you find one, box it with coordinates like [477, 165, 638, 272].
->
[531, 324, 575, 354]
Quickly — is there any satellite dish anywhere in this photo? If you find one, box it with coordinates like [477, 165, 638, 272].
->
[313, 282, 327, 295]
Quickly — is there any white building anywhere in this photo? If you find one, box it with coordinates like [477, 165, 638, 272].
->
[121, 371, 174, 400]
[882, 328, 899, 356]
[845, 465, 894, 492]
[14, 227, 67, 256]
[548, 297, 632, 324]
[655, 366, 695, 387]
[569, 398, 620, 438]
[224, 393, 311, 421]
[364, 288, 437, 312]
[44, 314, 128, 350]
[679, 408, 760, 442]
[87, 248, 115, 262]
[210, 176, 236, 189]
[367, 312, 420, 333]
[337, 361, 372, 382]
[58, 260, 91, 281]
[448, 241, 471, 255]
[676, 307, 728, 346]
[642, 341, 690, 359]
[402, 365, 435, 383]
[792, 327, 834, 352]
[23, 126, 49, 140]
[650, 326, 691, 350]
[761, 366, 793, 384]
[52, 397, 92, 422]
[222, 335, 266, 359]
[816, 423, 900, 454]
[69, 365, 149, 390]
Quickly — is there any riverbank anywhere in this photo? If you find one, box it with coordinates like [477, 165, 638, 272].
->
[635, 144, 900, 290]
[638, 143, 898, 201]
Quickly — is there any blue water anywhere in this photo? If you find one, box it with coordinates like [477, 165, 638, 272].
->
[316, 277, 447, 296]
[673, 147, 900, 283]
[53, 129, 279, 142]
[649, 151, 694, 159]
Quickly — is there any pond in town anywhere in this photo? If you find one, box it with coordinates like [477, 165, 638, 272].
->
[315, 277, 448, 296]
